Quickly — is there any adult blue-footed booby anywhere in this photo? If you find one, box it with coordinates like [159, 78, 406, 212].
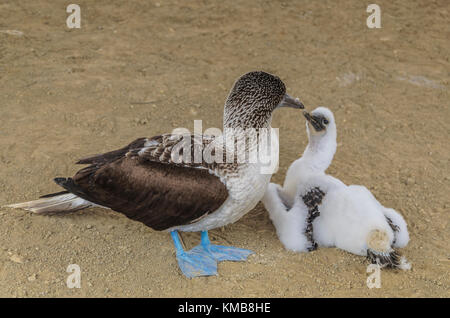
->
[262, 107, 410, 269]
[5, 71, 304, 278]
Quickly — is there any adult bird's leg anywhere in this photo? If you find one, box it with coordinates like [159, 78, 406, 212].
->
[198, 230, 254, 262]
[170, 231, 217, 278]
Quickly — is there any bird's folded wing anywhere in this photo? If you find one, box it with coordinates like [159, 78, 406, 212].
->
[63, 134, 229, 230]
[76, 137, 148, 165]
[130, 134, 222, 170]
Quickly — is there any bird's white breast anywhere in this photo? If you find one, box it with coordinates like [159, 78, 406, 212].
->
[172, 163, 272, 232]
[173, 130, 279, 232]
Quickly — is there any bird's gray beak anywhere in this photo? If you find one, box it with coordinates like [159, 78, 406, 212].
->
[303, 111, 313, 122]
[278, 93, 304, 109]
[303, 111, 325, 131]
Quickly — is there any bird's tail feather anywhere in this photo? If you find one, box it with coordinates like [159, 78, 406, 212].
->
[3, 192, 94, 215]
[366, 229, 411, 270]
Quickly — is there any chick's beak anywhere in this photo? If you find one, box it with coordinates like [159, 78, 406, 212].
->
[303, 111, 313, 122]
[278, 93, 304, 109]
[303, 111, 324, 131]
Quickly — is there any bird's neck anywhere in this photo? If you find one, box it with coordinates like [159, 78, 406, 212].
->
[300, 132, 337, 173]
[221, 102, 277, 167]
[223, 103, 272, 130]
[220, 113, 277, 167]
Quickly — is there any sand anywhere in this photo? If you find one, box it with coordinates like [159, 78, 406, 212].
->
[0, 0, 448, 297]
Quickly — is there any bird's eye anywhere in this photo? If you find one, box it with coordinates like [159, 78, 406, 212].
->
[323, 118, 329, 125]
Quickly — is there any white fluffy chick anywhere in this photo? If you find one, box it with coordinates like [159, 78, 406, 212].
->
[262, 107, 410, 269]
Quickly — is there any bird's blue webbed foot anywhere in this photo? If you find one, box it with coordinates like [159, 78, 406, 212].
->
[171, 231, 217, 278]
[197, 231, 254, 262]
[204, 244, 254, 262]
[170, 231, 253, 278]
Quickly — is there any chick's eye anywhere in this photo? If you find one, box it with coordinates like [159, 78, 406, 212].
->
[323, 118, 329, 125]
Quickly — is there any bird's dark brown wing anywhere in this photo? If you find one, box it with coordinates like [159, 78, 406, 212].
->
[55, 135, 229, 231]
[76, 137, 148, 165]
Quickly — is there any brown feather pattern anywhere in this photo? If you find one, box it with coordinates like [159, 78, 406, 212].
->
[56, 136, 230, 231]
[301, 187, 325, 251]
[367, 249, 402, 268]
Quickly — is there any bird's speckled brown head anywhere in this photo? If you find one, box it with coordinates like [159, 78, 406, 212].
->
[224, 71, 303, 129]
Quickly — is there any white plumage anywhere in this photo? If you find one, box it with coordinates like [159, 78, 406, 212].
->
[172, 134, 277, 232]
[5, 193, 97, 214]
[262, 107, 411, 269]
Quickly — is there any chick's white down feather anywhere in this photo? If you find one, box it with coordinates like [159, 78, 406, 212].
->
[261, 183, 311, 252]
[262, 107, 410, 269]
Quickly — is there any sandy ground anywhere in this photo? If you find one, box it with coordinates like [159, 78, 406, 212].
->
[0, 0, 449, 298]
